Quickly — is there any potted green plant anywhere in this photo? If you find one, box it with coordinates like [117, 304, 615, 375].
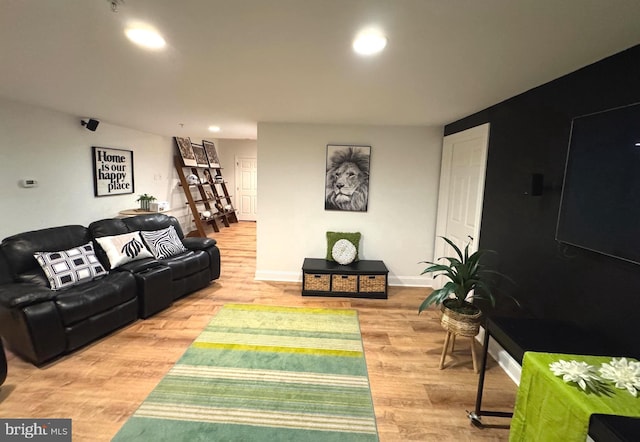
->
[418, 236, 514, 336]
[136, 193, 156, 211]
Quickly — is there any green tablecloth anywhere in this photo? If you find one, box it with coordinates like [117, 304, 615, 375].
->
[509, 352, 640, 442]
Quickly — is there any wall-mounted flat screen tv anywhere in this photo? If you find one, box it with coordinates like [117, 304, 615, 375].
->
[556, 102, 640, 265]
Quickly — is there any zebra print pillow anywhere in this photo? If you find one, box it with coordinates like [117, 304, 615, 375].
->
[140, 225, 187, 260]
[95, 231, 154, 269]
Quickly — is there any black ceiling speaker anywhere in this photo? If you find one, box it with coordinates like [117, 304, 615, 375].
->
[81, 118, 100, 131]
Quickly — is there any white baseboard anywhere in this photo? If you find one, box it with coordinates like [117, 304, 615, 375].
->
[254, 270, 301, 282]
[389, 275, 432, 287]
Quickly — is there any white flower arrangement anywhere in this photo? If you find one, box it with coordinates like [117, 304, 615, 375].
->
[599, 357, 640, 397]
[549, 360, 601, 391]
[549, 357, 640, 397]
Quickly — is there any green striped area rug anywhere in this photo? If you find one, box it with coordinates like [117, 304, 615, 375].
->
[112, 304, 378, 441]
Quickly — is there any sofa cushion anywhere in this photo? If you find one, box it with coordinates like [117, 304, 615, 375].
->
[140, 226, 187, 259]
[332, 238, 357, 265]
[95, 231, 154, 269]
[34, 242, 107, 290]
[53, 271, 136, 326]
[326, 231, 361, 262]
[161, 250, 209, 280]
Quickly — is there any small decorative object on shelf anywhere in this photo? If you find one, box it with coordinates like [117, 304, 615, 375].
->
[186, 174, 200, 185]
[136, 193, 156, 211]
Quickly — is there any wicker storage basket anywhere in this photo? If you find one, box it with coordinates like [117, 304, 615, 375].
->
[359, 275, 386, 293]
[304, 273, 330, 291]
[440, 300, 482, 337]
[332, 274, 358, 292]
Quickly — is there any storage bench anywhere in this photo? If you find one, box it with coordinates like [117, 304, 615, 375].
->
[301, 258, 388, 299]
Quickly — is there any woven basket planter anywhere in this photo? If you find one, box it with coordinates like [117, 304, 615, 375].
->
[440, 299, 482, 337]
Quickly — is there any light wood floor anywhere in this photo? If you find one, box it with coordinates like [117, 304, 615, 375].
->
[0, 221, 516, 441]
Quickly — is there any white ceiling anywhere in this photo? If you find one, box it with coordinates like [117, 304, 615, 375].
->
[2, 0, 640, 140]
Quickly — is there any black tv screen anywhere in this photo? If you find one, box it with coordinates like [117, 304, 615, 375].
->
[556, 102, 640, 265]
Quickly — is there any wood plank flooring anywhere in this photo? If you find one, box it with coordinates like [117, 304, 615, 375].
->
[0, 221, 516, 441]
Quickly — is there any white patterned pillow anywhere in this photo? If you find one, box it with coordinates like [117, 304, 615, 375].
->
[332, 239, 357, 265]
[140, 225, 187, 259]
[34, 242, 107, 290]
[95, 231, 154, 269]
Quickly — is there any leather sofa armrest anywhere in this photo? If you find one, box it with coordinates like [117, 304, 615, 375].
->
[0, 283, 55, 309]
[182, 237, 217, 250]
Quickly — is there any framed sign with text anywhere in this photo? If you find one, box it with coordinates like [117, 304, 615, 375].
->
[92, 146, 135, 197]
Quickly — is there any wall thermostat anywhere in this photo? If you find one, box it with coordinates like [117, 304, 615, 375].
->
[20, 179, 38, 188]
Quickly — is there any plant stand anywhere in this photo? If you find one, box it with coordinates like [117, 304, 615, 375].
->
[438, 301, 482, 372]
[439, 330, 478, 373]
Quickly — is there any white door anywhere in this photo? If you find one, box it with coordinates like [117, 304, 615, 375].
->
[433, 123, 490, 289]
[235, 156, 257, 221]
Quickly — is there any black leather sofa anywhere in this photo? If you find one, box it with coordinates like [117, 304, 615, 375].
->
[0, 214, 220, 366]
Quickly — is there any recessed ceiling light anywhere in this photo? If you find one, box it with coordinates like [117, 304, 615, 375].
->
[125, 26, 166, 50]
[208, 126, 221, 133]
[353, 29, 387, 56]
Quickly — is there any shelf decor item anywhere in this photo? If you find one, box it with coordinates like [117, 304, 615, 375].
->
[136, 193, 156, 211]
[203, 140, 220, 168]
[174, 137, 197, 167]
[191, 142, 209, 167]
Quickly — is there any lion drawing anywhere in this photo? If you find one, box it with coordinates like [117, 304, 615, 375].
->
[325, 146, 370, 211]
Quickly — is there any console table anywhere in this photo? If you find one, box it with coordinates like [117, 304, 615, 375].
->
[510, 352, 640, 442]
[469, 316, 638, 441]
[302, 258, 388, 299]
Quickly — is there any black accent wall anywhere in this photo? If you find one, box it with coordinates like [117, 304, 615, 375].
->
[445, 44, 640, 357]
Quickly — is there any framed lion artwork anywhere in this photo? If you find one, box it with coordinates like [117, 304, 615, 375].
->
[325, 144, 371, 212]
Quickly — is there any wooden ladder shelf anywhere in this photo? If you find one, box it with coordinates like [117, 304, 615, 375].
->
[174, 150, 238, 237]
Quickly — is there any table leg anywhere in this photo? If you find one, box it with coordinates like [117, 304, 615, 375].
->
[474, 327, 491, 415]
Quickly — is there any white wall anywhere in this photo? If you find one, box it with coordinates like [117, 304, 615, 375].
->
[215, 138, 258, 210]
[256, 122, 442, 286]
[1, 99, 444, 287]
[0, 97, 191, 238]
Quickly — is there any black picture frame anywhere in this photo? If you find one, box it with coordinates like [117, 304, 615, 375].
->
[203, 140, 220, 168]
[174, 136, 197, 166]
[325, 144, 371, 212]
[92, 146, 134, 197]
